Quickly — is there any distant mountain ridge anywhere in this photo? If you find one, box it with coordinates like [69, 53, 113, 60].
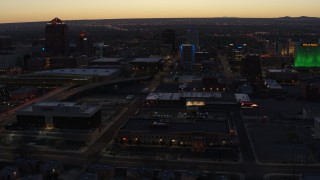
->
[1, 16, 320, 26]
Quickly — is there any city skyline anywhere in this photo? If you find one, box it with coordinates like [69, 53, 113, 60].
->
[1, 0, 320, 23]
[1, 0, 320, 178]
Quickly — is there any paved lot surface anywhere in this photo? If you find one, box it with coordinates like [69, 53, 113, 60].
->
[242, 97, 320, 121]
[247, 123, 319, 164]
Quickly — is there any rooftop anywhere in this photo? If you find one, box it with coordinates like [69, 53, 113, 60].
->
[181, 92, 222, 98]
[180, 44, 194, 47]
[267, 69, 298, 73]
[234, 93, 251, 102]
[131, 57, 162, 63]
[35, 102, 77, 107]
[146, 92, 222, 101]
[90, 57, 123, 63]
[120, 118, 230, 135]
[147, 93, 181, 101]
[34, 68, 119, 77]
[47, 17, 65, 25]
[18, 102, 101, 116]
[156, 83, 181, 92]
[264, 79, 283, 89]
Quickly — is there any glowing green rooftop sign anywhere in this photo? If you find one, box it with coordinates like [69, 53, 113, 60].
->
[294, 46, 320, 67]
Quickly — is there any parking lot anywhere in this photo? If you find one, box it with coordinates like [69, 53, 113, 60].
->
[241, 97, 320, 164]
[247, 123, 319, 164]
[242, 97, 320, 121]
[106, 144, 238, 162]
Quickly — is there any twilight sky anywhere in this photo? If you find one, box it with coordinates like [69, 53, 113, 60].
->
[0, 0, 319, 23]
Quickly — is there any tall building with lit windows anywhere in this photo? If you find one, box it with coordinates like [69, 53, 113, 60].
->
[180, 44, 195, 69]
[228, 44, 247, 76]
[275, 38, 296, 56]
[45, 17, 69, 55]
[78, 30, 92, 57]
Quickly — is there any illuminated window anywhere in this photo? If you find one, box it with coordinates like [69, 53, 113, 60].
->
[186, 101, 205, 107]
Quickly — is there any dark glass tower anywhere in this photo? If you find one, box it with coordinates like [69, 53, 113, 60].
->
[45, 17, 69, 55]
[162, 29, 176, 53]
[78, 30, 92, 57]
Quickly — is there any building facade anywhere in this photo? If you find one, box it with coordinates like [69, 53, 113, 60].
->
[45, 17, 69, 55]
[162, 29, 176, 53]
[241, 54, 262, 79]
[16, 102, 101, 129]
[180, 44, 195, 69]
[186, 28, 199, 51]
[116, 118, 234, 152]
[78, 30, 92, 57]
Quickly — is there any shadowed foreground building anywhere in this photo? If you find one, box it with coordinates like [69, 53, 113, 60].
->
[16, 102, 101, 129]
[3, 102, 103, 145]
[117, 117, 234, 151]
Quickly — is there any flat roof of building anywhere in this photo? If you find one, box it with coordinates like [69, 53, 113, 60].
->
[234, 93, 251, 102]
[146, 93, 181, 101]
[181, 92, 222, 98]
[301, 174, 320, 180]
[34, 68, 119, 77]
[131, 57, 162, 63]
[120, 118, 230, 135]
[87, 65, 121, 69]
[90, 57, 123, 63]
[267, 85, 283, 89]
[180, 44, 194, 47]
[156, 83, 181, 92]
[18, 102, 100, 116]
[178, 75, 196, 83]
[267, 69, 298, 73]
[146, 92, 222, 101]
[35, 102, 77, 107]
[264, 79, 283, 89]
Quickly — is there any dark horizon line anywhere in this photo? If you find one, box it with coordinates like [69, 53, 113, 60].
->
[1, 16, 319, 25]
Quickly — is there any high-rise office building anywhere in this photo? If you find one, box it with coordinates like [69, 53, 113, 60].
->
[162, 29, 176, 53]
[275, 38, 296, 56]
[45, 17, 69, 55]
[228, 44, 247, 76]
[78, 30, 92, 57]
[186, 28, 199, 51]
[0, 36, 11, 54]
[180, 44, 195, 69]
[241, 54, 261, 79]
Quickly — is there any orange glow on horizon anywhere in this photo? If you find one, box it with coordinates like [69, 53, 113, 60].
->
[1, 0, 320, 23]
